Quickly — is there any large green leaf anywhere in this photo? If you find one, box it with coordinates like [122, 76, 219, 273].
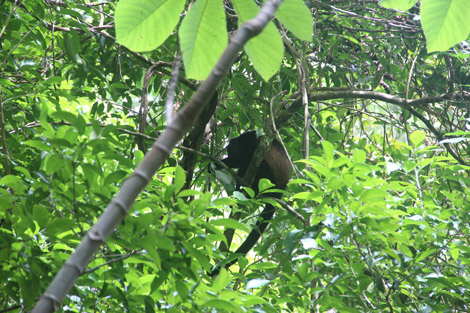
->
[115, 0, 186, 52]
[232, 0, 284, 81]
[203, 299, 240, 311]
[276, 0, 313, 41]
[421, 0, 470, 52]
[179, 0, 228, 80]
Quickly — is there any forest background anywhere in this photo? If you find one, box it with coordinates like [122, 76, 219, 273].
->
[2, 0, 470, 312]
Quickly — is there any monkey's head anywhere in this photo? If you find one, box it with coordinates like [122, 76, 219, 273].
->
[222, 131, 259, 177]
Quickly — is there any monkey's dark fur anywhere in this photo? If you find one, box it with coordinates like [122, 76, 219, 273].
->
[213, 131, 291, 274]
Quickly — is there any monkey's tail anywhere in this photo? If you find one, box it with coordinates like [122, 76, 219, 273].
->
[209, 204, 276, 276]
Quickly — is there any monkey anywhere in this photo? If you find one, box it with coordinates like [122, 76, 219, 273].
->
[211, 131, 291, 275]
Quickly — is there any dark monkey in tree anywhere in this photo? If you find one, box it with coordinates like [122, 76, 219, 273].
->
[212, 131, 291, 274]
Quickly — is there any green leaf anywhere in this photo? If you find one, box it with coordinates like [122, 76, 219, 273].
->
[33, 205, 49, 228]
[175, 281, 188, 301]
[164, 185, 176, 200]
[64, 30, 80, 62]
[115, 0, 186, 52]
[154, 234, 176, 251]
[151, 273, 168, 292]
[410, 130, 426, 147]
[203, 299, 240, 311]
[104, 170, 127, 185]
[383, 247, 400, 261]
[258, 178, 275, 192]
[48, 138, 73, 148]
[141, 235, 162, 269]
[331, 157, 350, 168]
[450, 242, 459, 261]
[0, 175, 26, 194]
[52, 111, 77, 124]
[46, 218, 76, 237]
[19, 277, 39, 310]
[144, 296, 155, 313]
[421, 0, 470, 52]
[174, 165, 185, 194]
[214, 168, 234, 185]
[44, 76, 64, 85]
[327, 176, 343, 191]
[352, 149, 366, 164]
[179, 0, 228, 80]
[75, 114, 87, 135]
[212, 198, 235, 206]
[211, 218, 250, 232]
[415, 248, 435, 262]
[45, 154, 64, 175]
[232, 0, 283, 81]
[360, 189, 388, 202]
[52, 243, 74, 252]
[285, 229, 302, 254]
[321, 140, 334, 164]
[0, 195, 14, 213]
[81, 163, 99, 185]
[13, 166, 32, 179]
[375, 275, 385, 293]
[212, 267, 231, 293]
[276, 0, 313, 41]
[178, 189, 202, 198]
[249, 262, 278, 270]
[183, 243, 211, 269]
[237, 188, 254, 199]
[39, 100, 53, 133]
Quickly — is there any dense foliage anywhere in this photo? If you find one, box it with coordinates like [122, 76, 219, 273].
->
[1, 0, 470, 312]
